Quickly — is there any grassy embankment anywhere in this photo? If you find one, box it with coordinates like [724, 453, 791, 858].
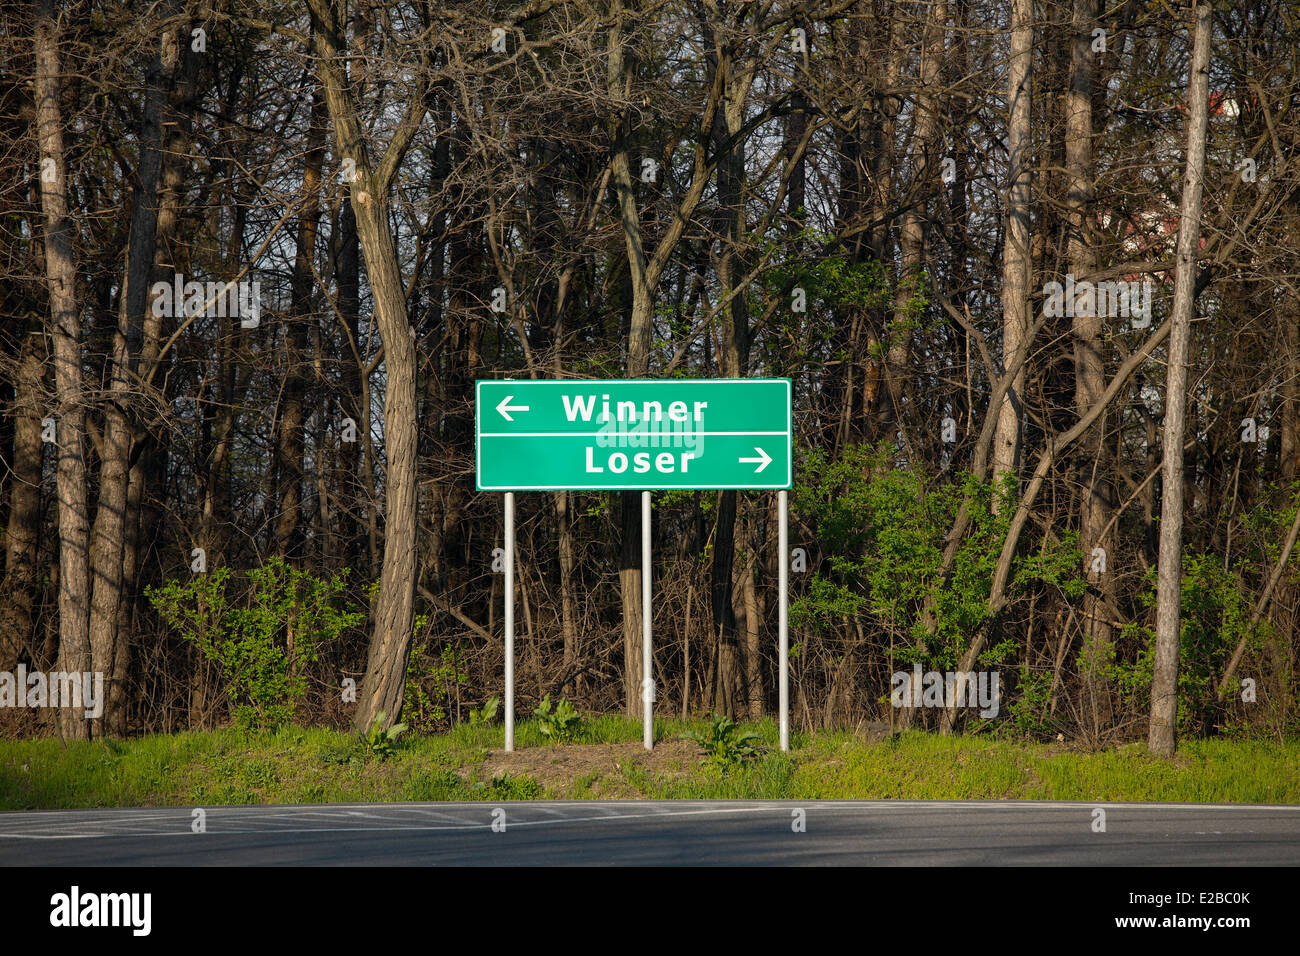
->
[1, 717, 1295, 810]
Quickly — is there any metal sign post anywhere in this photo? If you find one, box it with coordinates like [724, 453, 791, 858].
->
[504, 491, 515, 752]
[477, 378, 792, 754]
[778, 489, 789, 752]
[642, 490, 653, 750]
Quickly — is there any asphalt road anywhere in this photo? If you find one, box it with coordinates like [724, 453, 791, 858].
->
[2, 800, 1298, 865]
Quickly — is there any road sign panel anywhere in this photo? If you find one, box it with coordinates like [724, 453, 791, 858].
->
[475, 378, 792, 490]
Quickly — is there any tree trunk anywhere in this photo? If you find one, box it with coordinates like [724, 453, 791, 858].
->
[742, 526, 763, 721]
[703, 19, 755, 717]
[35, 0, 91, 739]
[710, 493, 744, 716]
[310, 1, 425, 730]
[992, 0, 1034, 500]
[124, 23, 202, 737]
[277, 95, 326, 563]
[556, 490, 578, 694]
[1150, 0, 1212, 759]
[0, 320, 43, 672]
[886, 0, 947, 439]
[1065, 0, 1114, 735]
[343, 183, 420, 732]
[618, 491, 645, 716]
[608, 0, 652, 716]
[335, 194, 365, 574]
[87, 22, 178, 737]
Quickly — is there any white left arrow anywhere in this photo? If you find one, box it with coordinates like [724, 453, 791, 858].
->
[739, 447, 772, 473]
[496, 395, 530, 421]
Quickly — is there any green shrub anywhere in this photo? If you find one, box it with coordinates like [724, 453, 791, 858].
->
[1113, 556, 1275, 735]
[791, 444, 1086, 732]
[403, 637, 467, 730]
[1006, 667, 1058, 739]
[146, 557, 363, 730]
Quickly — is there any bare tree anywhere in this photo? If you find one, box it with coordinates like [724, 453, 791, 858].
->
[992, 0, 1034, 498]
[1150, 0, 1213, 759]
[1064, 0, 1115, 737]
[308, 0, 428, 730]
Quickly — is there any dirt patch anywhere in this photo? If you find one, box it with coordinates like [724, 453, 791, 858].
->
[474, 739, 704, 796]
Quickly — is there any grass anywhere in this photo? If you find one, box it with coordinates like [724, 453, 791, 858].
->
[0, 718, 1295, 810]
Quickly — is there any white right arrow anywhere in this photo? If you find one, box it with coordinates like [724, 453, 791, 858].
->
[739, 447, 772, 473]
[496, 395, 530, 421]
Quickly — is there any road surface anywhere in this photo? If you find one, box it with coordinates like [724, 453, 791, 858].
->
[1, 800, 1297, 865]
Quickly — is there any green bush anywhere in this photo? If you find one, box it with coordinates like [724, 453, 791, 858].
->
[1006, 667, 1058, 739]
[146, 557, 363, 730]
[403, 636, 467, 730]
[1113, 555, 1275, 735]
[792, 445, 1058, 669]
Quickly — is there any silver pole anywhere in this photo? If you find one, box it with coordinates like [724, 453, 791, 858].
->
[779, 489, 789, 752]
[642, 490, 653, 751]
[504, 491, 515, 752]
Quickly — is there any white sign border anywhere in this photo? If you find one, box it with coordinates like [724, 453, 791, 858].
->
[474, 377, 793, 491]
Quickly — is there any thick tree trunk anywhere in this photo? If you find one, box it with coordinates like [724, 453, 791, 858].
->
[1065, 0, 1115, 735]
[1150, 0, 1212, 759]
[87, 23, 178, 737]
[608, 0, 651, 716]
[310, 1, 425, 731]
[335, 195, 365, 574]
[35, 0, 91, 739]
[703, 22, 756, 717]
[342, 187, 419, 732]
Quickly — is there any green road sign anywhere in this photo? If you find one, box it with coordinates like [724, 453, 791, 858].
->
[476, 379, 792, 490]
